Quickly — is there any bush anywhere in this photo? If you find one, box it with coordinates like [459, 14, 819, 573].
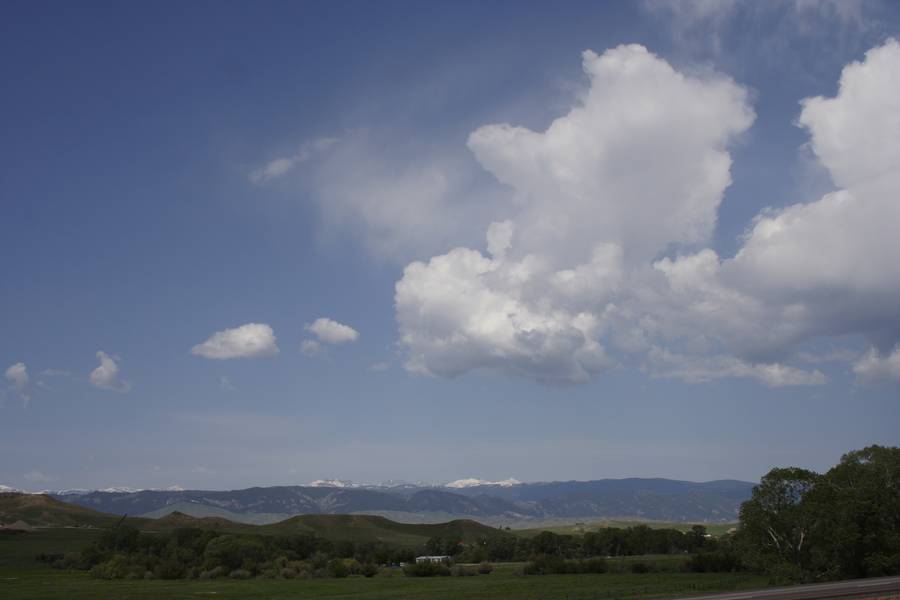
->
[229, 568, 252, 579]
[524, 554, 609, 575]
[90, 556, 130, 580]
[582, 557, 608, 573]
[361, 562, 379, 578]
[452, 565, 477, 576]
[685, 549, 743, 573]
[154, 558, 185, 580]
[404, 561, 451, 577]
[630, 561, 652, 574]
[478, 561, 494, 574]
[327, 558, 349, 578]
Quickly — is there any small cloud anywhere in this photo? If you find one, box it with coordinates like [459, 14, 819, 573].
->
[853, 346, 900, 385]
[192, 323, 279, 359]
[219, 376, 236, 391]
[90, 351, 131, 392]
[305, 318, 360, 344]
[300, 339, 324, 357]
[5, 362, 30, 406]
[250, 137, 338, 184]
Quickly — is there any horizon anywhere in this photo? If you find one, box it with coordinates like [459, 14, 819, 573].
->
[2, 474, 761, 495]
[2, 1, 899, 491]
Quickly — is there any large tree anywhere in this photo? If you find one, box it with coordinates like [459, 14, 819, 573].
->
[807, 446, 900, 579]
[738, 467, 820, 578]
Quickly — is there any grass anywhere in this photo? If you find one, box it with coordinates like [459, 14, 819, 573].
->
[0, 528, 769, 600]
[513, 521, 737, 538]
[0, 563, 768, 600]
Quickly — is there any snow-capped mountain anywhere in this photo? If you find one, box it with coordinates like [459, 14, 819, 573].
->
[308, 479, 366, 488]
[445, 478, 522, 488]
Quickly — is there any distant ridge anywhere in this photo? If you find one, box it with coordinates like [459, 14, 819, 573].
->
[0, 493, 503, 546]
[53, 477, 755, 526]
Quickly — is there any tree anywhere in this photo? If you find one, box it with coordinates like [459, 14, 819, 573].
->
[806, 445, 900, 578]
[738, 467, 820, 578]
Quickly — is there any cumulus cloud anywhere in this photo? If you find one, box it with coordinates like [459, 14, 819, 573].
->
[250, 138, 338, 184]
[5, 362, 30, 405]
[397, 45, 756, 384]
[467, 45, 753, 265]
[191, 323, 279, 359]
[395, 40, 900, 387]
[306, 318, 359, 344]
[853, 345, 900, 384]
[90, 352, 131, 392]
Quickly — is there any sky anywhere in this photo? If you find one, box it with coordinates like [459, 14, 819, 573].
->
[2, 0, 899, 492]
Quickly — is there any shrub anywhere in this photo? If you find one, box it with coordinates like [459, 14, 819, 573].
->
[229, 568, 252, 579]
[361, 562, 379, 578]
[327, 558, 349, 578]
[404, 561, 451, 577]
[630, 561, 652, 574]
[582, 557, 608, 573]
[478, 561, 495, 574]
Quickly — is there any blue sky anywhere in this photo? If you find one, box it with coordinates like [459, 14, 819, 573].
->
[2, 0, 899, 491]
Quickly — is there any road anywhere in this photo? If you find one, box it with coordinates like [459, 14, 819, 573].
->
[670, 576, 900, 600]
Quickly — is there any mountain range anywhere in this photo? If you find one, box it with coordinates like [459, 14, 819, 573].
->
[50, 478, 756, 526]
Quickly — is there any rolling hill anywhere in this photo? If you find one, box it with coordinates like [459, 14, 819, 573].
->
[0, 493, 504, 547]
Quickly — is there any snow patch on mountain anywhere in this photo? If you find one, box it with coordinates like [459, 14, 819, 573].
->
[445, 478, 521, 488]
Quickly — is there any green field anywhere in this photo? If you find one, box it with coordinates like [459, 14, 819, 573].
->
[513, 521, 737, 538]
[0, 528, 769, 600]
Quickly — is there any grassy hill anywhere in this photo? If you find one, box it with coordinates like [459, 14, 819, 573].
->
[0, 493, 504, 547]
[257, 513, 505, 545]
[0, 492, 143, 529]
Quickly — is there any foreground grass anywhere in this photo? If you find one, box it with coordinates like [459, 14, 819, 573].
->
[0, 529, 768, 600]
[0, 567, 769, 600]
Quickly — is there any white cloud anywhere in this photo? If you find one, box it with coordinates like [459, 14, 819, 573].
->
[853, 345, 900, 385]
[249, 137, 337, 184]
[397, 45, 754, 384]
[467, 45, 753, 266]
[642, 0, 874, 57]
[647, 347, 826, 387]
[305, 318, 359, 344]
[191, 323, 279, 359]
[300, 339, 323, 357]
[90, 351, 131, 392]
[294, 132, 510, 262]
[5, 362, 30, 405]
[395, 40, 900, 387]
[721, 40, 900, 348]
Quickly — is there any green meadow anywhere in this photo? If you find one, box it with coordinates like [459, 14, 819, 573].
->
[0, 528, 768, 600]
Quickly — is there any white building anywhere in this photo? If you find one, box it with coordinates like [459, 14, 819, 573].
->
[415, 555, 451, 564]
